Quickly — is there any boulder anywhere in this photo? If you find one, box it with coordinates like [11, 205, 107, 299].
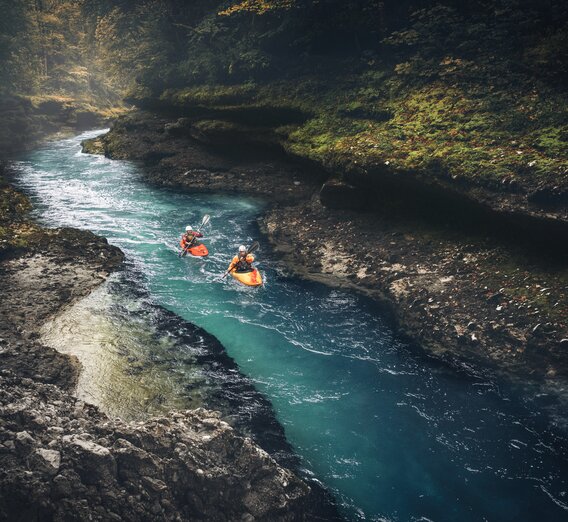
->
[62, 435, 117, 485]
[31, 448, 61, 475]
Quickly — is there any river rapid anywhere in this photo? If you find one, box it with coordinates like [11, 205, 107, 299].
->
[11, 130, 568, 521]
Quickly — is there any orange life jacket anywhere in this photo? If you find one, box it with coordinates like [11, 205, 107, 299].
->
[230, 254, 254, 272]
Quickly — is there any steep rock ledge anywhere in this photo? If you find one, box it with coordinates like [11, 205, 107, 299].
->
[260, 199, 568, 381]
[82, 111, 325, 203]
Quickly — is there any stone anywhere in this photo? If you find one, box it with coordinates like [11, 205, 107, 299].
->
[32, 448, 61, 475]
[15, 430, 35, 454]
[63, 436, 117, 485]
[142, 476, 167, 493]
[52, 473, 74, 497]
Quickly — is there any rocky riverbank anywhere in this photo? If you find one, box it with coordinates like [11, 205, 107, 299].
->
[82, 111, 324, 203]
[83, 113, 567, 385]
[0, 177, 318, 520]
[261, 199, 568, 380]
[0, 372, 309, 521]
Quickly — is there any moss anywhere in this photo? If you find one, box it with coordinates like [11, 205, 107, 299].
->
[0, 186, 32, 220]
[161, 84, 259, 107]
[149, 62, 567, 197]
[531, 127, 568, 157]
[81, 137, 106, 155]
[0, 185, 36, 255]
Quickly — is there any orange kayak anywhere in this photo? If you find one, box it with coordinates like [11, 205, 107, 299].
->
[180, 239, 208, 257]
[230, 267, 263, 287]
[188, 244, 208, 257]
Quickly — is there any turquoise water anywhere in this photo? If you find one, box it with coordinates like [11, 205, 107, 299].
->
[12, 130, 568, 521]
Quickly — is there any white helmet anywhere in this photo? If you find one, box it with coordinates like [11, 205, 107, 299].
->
[185, 225, 193, 232]
[238, 245, 247, 253]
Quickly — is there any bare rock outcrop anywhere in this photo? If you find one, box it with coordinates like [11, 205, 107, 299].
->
[0, 371, 309, 521]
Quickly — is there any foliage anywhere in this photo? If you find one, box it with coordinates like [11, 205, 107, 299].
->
[219, 0, 297, 16]
[1, 0, 566, 192]
[0, 0, 120, 106]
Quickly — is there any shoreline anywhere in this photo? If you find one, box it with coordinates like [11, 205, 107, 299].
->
[260, 199, 568, 381]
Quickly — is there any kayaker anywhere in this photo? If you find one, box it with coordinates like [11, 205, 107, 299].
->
[229, 245, 255, 272]
[180, 225, 203, 251]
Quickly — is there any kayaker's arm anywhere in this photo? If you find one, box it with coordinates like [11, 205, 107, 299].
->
[228, 256, 237, 272]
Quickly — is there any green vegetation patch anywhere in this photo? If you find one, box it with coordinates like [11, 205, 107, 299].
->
[154, 47, 568, 192]
[0, 180, 36, 255]
[161, 84, 259, 107]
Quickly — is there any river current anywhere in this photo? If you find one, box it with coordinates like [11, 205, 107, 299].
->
[11, 130, 568, 521]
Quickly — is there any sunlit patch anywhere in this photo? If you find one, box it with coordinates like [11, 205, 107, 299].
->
[40, 281, 199, 421]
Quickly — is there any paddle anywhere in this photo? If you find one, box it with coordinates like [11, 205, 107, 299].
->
[219, 241, 260, 280]
[179, 214, 210, 257]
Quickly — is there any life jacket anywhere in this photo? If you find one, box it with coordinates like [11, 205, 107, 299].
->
[232, 254, 254, 272]
[180, 232, 197, 249]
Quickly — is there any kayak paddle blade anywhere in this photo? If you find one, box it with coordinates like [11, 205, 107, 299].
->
[247, 241, 260, 254]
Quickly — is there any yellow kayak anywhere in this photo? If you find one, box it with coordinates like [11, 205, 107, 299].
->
[230, 267, 263, 287]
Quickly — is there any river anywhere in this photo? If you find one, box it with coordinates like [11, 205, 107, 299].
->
[11, 130, 568, 521]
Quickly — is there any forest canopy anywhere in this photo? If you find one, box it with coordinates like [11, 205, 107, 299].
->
[2, 0, 566, 99]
